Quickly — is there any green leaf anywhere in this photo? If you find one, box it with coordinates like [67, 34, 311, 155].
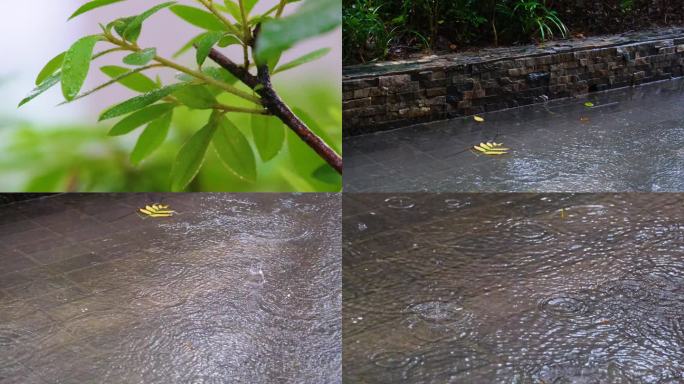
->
[196, 31, 224, 66]
[218, 34, 241, 47]
[202, 67, 239, 85]
[173, 33, 206, 58]
[223, 0, 258, 20]
[222, 1, 243, 21]
[170, 113, 219, 191]
[251, 114, 285, 162]
[244, 0, 259, 14]
[112, 16, 135, 39]
[213, 115, 257, 182]
[123, 48, 157, 66]
[19, 73, 61, 107]
[36, 52, 65, 85]
[170, 5, 226, 31]
[61, 35, 100, 101]
[108, 103, 174, 136]
[312, 164, 341, 185]
[26, 168, 66, 192]
[68, 0, 125, 20]
[60, 65, 158, 104]
[123, 1, 176, 43]
[173, 85, 217, 109]
[100, 65, 159, 93]
[175, 67, 238, 85]
[254, 0, 340, 64]
[131, 110, 173, 164]
[267, 52, 282, 72]
[99, 84, 184, 121]
[274, 48, 330, 74]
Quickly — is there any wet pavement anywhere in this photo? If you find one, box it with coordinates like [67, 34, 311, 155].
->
[0, 193, 341, 384]
[343, 193, 684, 383]
[344, 78, 684, 192]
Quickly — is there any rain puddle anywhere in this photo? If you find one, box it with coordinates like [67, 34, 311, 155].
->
[344, 77, 684, 192]
[343, 193, 684, 383]
[0, 193, 341, 383]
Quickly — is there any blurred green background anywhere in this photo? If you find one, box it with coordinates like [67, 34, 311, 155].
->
[0, 0, 341, 192]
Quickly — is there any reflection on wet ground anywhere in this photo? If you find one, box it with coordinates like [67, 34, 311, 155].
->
[343, 193, 684, 383]
[0, 193, 341, 384]
[344, 78, 684, 192]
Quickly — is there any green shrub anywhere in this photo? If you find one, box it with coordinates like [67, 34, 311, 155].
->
[343, 0, 390, 63]
[343, 0, 568, 64]
[21, 0, 342, 191]
[511, 0, 568, 42]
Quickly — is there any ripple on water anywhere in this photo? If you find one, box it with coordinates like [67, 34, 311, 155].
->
[370, 351, 415, 369]
[537, 290, 602, 326]
[236, 215, 314, 243]
[601, 278, 652, 302]
[402, 300, 476, 344]
[408, 301, 467, 325]
[530, 363, 636, 384]
[343, 193, 684, 382]
[61, 309, 142, 352]
[503, 157, 561, 184]
[256, 287, 334, 322]
[138, 284, 192, 309]
[402, 345, 491, 383]
[0, 326, 38, 367]
[498, 219, 558, 242]
[384, 196, 416, 209]
[444, 198, 472, 210]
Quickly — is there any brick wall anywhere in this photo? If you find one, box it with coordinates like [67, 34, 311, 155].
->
[342, 28, 684, 136]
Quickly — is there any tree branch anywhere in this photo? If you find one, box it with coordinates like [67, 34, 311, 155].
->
[207, 48, 343, 174]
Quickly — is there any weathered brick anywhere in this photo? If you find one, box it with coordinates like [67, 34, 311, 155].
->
[352, 88, 370, 99]
[343, 30, 684, 135]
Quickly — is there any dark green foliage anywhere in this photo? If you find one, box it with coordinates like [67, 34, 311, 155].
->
[344, 0, 684, 64]
[343, 0, 569, 64]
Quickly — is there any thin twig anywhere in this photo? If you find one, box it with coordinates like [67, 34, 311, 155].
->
[238, 0, 251, 68]
[197, 0, 243, 37]
[102, 33, 261, 105]
[214, 104, 269, 114]
[207, 48, 343, 174]
[276, 0, 287, 17]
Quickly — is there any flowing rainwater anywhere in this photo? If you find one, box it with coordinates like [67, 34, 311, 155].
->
[0, 193, 341, 383]
[344, 77, 684, 192]
[343, 193, 684, 383]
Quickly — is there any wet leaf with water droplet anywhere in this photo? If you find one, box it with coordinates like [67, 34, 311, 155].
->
[61, 35, 100, 101]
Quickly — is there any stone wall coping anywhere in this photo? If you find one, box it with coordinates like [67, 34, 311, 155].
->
[343, 27, 684, 80]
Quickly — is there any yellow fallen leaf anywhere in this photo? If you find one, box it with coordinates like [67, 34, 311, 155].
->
[584, 101, 594, 107]
[139, 203, 176, 218]
[473, 115, 485, 122]
[580, 116, 589, 123]
[148, 213, 174, 218]
[473, 141, 510, 156]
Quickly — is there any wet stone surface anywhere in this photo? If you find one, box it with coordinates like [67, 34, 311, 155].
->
[0, 193, 341, 384]
[344, 78, 684, 192]
[343, 193, 684, 383]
